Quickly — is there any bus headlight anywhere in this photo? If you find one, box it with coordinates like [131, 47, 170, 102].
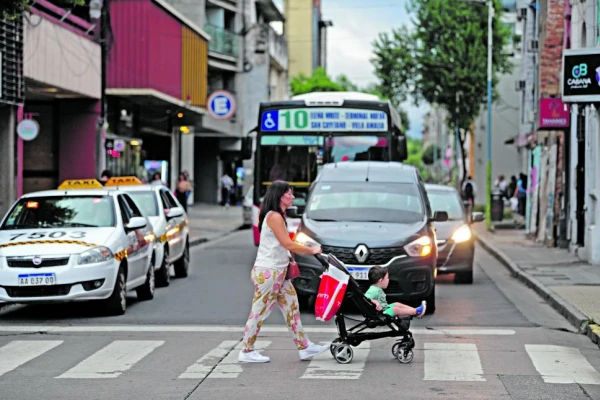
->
[451, 225, 472, 243]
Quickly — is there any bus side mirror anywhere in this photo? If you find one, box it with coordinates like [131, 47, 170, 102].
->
[241, 137, 252, 160]
[397, 136, 408, 162]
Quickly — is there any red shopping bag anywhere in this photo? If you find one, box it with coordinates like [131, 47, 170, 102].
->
[315, 266, 349, 322]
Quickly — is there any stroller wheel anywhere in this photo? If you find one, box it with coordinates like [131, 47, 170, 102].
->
[396, 347, 414, 364]
[333, 345, 354, 364]
[330, 338, 344, 356]
[391, 342, 402, 357]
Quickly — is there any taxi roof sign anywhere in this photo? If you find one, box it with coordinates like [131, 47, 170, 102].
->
[104, 176, 143, 187]
[58, 179, 104, 190]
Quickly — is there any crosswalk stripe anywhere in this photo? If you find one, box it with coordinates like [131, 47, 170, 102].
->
[525, 344, 600, 385]
[0, 340, 63, 377]
[300, 342, 370, 380]
[56, 340, 164, 379]
[178, 340, 239, 379]
[208, 341, 271, 379]
[424, 343, 486, 382]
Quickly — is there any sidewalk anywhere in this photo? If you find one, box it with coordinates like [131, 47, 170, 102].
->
[186, 203, 247, 246]
[473, 224, 600, 347]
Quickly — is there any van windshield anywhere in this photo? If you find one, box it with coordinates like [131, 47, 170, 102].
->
[306, 182, 425, 223]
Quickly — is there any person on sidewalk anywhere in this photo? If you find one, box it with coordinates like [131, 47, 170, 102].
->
[175, 173, 192, 212]
[220, 173, 234, 208]
[239, 181, 329, 363]
[461, 176, 477, 211]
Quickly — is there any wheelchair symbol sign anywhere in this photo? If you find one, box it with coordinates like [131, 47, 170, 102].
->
[261, 111, 279, 131]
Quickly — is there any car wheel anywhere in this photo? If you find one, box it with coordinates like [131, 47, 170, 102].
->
[103, 265, 127, 316]
[455, 269, 473, 284]
[156, 248, 171, 288]
[425, 284, 436, 314]
[174, 240, 189, 278]
[137, 258, 155, 301]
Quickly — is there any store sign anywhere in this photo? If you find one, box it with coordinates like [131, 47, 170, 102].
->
[562, 48, 600, 102]
[16, 119, 40, 141]
[260, 108, 388, 132]
[207, 90, 236, 120]
[539, 98, 570, 128]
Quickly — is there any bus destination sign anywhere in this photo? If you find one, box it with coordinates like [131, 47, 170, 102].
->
[260, 108, 388, 132]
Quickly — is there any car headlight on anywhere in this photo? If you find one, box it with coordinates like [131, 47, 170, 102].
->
[404, 236, 432, 257]
[451, 225, 472, 243]
[294, 232, 320, 246]
[78, 246, 114, 265]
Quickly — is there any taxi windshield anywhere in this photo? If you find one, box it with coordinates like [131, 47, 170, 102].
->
[127, 192, 159, 217]
[1, 196, 116, 229]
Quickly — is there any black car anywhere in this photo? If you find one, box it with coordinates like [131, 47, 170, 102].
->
[288, 161, 448, 314]
[425, 184, 484, 284]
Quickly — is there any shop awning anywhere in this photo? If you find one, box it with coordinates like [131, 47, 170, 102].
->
[106, 88, 206, 117]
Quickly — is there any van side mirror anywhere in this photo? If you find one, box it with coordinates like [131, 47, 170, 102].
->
[431, 211, 449, 222]
[287, 206, 302, 218]
[471, 211, 485, 223]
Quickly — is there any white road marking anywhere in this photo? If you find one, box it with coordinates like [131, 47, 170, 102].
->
[424, 343, 486, 382]
[0, 325, 516, 335]
[208, 340, 270, 379]
[525, 344, 600, 384]
[300, 342, 370, 380]
[0, 340, 62, 377]
[56, 340, 164, 379]
[178, 340, 239, 379]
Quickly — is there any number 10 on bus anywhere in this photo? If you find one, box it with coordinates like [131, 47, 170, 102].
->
[281, 110, 309, 129]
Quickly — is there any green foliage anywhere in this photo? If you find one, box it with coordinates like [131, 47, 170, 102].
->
[2, 0, 86, 18]
[403, 137, 428, 179]
[422, 144, 441, 165]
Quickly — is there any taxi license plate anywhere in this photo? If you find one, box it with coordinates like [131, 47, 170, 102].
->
[347, 267, 370, 280]
[18, 273, 56, 286]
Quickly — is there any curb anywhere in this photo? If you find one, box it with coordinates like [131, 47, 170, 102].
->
[189, 224, 246, 248]
[475, 232, 589, 333]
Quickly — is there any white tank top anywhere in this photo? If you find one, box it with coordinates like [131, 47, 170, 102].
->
[254, 211, 290, 270]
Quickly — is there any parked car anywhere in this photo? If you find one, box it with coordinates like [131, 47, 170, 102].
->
[289, 161, 448, 314]
[425, 184, 484, 284]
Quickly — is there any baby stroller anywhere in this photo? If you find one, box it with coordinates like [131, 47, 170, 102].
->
[314, 253, 416, 365]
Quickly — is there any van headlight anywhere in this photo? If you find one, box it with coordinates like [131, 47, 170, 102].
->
[78, 247, 114, 265]
[451, 225, 472, 243]
[294, 232, 320, 246]
[404, 236, 432, 257]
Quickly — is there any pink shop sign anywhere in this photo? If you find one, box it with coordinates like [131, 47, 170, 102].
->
[539, 98, 570, 129]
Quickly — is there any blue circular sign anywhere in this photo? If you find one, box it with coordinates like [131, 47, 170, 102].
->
[207, 90, 236, 120]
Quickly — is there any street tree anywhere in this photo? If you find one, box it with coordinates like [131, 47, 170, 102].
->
[371, 0, 513, 182]
[2, 0, 85, 18]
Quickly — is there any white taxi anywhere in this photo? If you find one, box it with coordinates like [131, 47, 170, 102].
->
[0, 179, 157, 315]
[104, 177, 189, 287]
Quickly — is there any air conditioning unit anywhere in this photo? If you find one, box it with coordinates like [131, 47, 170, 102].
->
[528, 39, 539, 52]
[515, 80, 526, 91]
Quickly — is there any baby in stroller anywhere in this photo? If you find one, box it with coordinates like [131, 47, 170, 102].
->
[365, 265, 427, 318]
[314, 254, 417, 365]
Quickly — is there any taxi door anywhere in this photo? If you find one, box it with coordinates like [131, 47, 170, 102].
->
[159, 189, 185, 260]
[117, 195, 149, 284]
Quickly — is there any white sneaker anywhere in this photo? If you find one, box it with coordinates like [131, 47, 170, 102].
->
[238, 350, 270, 363]
[299, 343, 330, 360]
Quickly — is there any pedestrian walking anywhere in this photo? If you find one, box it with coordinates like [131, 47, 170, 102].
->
[175, 173, 192, 212]
[461, 176, 477, 211]
[220, 173, 234, 208]
[99, 169, 112, 186]
[239, 181, 329, 363]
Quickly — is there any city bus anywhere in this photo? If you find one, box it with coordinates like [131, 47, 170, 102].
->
[249, 91, 408, 245]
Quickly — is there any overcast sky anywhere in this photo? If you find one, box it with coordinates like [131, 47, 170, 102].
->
[275, 0, 427, 138]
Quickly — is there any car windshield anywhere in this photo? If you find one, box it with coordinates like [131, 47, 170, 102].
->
[306, 182, 425, 223]
[427, 190, 464, 220]
[128, 191, 159, 217]
[1, 196, 116, 229]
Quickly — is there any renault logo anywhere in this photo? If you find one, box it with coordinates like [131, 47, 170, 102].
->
[354, 245, 369, 263]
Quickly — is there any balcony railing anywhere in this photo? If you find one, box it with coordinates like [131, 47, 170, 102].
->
[268, 25, 288, 70]
[205, 25, 239, 58]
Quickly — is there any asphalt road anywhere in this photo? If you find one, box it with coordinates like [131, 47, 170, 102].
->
[0, 229, 599, 400]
